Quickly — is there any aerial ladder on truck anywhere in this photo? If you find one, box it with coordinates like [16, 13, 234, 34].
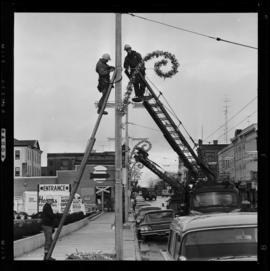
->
[130, 71, 241, 215]
[133, 147, 241, 215]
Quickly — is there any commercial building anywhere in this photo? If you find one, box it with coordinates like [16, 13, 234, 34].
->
[14, 139, 42, 177]
[218, 123, 257, 207]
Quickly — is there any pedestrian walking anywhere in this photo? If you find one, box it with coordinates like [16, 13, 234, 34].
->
[41, 198, 56, 260]
[123, 44, 149, 102]
[95, 53, 115, 115]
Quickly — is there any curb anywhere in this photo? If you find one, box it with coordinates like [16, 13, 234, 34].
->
[132, 221, 142, 261]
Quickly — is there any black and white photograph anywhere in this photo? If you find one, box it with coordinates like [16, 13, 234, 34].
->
[1, 4, 268, 265]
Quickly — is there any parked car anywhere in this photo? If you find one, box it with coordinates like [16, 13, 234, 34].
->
[134, 203, 151, 216]
[135, 206, 161, 223]
[162, 212, 257, 261]
[137, 209, 174, 242]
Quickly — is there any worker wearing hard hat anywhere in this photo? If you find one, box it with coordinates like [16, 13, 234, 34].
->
[95, 53, 115, 115]
[123, 44, 148, 102]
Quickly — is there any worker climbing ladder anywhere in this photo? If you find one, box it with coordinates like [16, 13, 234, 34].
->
[45, 70, 118, 260]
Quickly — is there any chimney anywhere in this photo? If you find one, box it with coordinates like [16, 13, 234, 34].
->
[198, 139, 203, 146]
[213, 140, 218, 145]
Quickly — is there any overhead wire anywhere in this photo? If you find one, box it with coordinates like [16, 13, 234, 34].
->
[216, 110, 257, 141]
[128, 121, 160, 132]
[204, 96, 257, 140]
[145, 75, 198, 148]
[126, 13, 257, 50]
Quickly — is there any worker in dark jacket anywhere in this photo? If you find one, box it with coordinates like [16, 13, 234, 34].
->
[95, 53, 115, 115]
[41, 198, 56, 260]
[124, 44, 148, 102]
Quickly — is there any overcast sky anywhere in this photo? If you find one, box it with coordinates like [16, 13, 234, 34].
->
[14, 13, 257, 185]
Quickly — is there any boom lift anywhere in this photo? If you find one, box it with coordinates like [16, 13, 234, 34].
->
[131, 72, 241, 215]
[133, 147, 241, 215]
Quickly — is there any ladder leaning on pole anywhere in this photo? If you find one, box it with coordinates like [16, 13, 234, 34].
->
[45, 70, 118, 260]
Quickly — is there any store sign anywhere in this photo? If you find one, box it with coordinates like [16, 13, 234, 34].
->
[38, 184, 71, 213]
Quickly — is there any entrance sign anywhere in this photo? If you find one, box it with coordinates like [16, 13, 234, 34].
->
[38, 184, 71, 213]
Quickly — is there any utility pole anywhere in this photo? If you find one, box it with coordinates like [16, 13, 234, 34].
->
[124, 105, 129, 222]
[115, 13, 123, 260]
[224, 96, 230, 144]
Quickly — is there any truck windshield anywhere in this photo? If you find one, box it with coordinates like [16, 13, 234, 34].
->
[192, 192, 238, 208]
[181, 227, 257, 260]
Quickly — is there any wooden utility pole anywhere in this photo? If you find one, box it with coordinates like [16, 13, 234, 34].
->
[115, 13, 123, 260]
[124, 106, 129, 222]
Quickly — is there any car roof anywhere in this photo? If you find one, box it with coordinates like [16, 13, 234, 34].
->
[171, 212, 257, 233]
[136, 203, 150, 206]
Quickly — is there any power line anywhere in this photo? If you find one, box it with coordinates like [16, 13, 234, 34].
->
[128, 121, 160, 132]
[216, 110, 257, 141]
[145, 75, 198, 148]
[126, 13, 257, 50]
[204, 96, 257, 140]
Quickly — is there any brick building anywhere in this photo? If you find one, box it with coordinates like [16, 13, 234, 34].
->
[197, 139, 228, 178]
[14, 151, 117, 213]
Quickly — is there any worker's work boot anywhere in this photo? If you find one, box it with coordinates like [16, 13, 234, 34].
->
[97, 109, 108, 115]
[132, 97, 142, 103]
[142, 95, 152, 101]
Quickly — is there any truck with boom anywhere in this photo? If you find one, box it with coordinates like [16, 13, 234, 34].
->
[131, 73, 242, 215]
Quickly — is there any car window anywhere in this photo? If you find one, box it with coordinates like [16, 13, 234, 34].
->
[193, 192, 238, 208]
[145, 211, 173, 222]
[181, 227, 257, 260]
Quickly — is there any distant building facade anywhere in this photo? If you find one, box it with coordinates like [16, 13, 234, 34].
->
[197, 139, 228, 178]
[14, 139, 42, 177]
[14, 151, 117, 213]
[218, 123, 257, 207]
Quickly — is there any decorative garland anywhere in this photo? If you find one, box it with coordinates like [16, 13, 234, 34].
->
[118, 50, 179, 115]
[144, 50, 179, 79]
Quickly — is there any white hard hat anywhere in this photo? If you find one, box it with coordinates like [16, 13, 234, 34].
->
[102, 53, 111, 60]
[124, 44, 132, 51]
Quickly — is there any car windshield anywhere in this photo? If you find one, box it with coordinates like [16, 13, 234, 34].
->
[181, 227, 257, 260]
[192, 192, 238, 208]
[145, 211, 173, 223]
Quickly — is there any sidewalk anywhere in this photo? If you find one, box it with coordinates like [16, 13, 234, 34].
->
[14, 212, 140, 261]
